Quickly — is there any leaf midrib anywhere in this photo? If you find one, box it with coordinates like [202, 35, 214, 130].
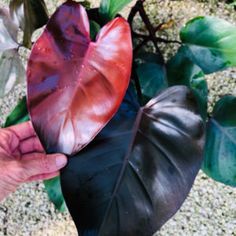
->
[98, 108, 144, 235]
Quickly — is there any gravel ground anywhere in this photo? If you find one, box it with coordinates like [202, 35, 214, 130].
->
[0, 0, 236, 235]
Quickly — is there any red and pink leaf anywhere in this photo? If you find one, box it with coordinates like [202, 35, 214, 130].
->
[27, 1, 132, 155]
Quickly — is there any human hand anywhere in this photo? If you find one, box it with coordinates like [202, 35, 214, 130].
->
[0, 121, 67, 201]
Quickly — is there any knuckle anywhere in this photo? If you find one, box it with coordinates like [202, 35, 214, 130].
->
[0, 130, 11, 150]
[0, 129, 19, 154]
[39, 155, 51, 172]
[35, 139, 42, 151]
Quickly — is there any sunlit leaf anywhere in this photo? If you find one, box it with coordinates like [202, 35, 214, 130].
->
[0, 49, 25, 98]
[61, 86, 204, 235]
[202, 95, 236, 187]
[167, 46, 208, 120]
[4, 96, 29, 128]
[0, 8, 18, 52]
[27, 1, 132, 155]
[99, 0, 132, 22]
[10, 0, 48, 48]
[79, 0, 91, 9]
[180, 16, 236, 74]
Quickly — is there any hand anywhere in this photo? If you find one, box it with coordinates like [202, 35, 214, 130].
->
[0, 121, 67, 201]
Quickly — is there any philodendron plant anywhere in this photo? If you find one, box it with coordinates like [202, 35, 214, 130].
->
[1, 0, 236, 235]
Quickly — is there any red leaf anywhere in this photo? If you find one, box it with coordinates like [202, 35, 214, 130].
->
[27, 1, 132, 155]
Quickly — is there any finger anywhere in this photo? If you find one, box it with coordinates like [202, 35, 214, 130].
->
[27, 171, 59, 182]
[20, 137, 44, 154]
[22, 152, 45, 160]
[8, 121, 36, 141]
[21, 153, 67, 178]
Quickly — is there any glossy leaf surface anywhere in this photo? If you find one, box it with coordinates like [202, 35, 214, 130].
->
[180, 16, 236, 74]
[0, 8, 18, 52]
[0, 49, 25, 98]
[99, 0, 132, 22]
[202, 96, 236, 186]
[136, 53, 168, 104]
[10, 0, 48, 48]
[61, 86, 204, 236]
[27, 1, 132, 155]
[136, 62, 168, 103]
[167, 46, 208, 120]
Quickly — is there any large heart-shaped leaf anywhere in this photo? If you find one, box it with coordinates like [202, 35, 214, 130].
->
[0, 8, 18, 52]
[61, 86, 204, 236]
[202, 95, 236, 187]
[0, 49, 25, 98]
[99, 0, 132, 22]
[27, 1, 132, 155]
[180, 16, 236, 74]
[167, 46, 208, 120]
[10, 0, 49, 48]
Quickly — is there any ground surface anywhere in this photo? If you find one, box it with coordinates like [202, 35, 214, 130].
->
[0, 0, 236, 235]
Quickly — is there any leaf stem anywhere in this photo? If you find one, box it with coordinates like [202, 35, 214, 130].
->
[132, 32, 181, 45]
[132, 62, 143, 105]
[137, 2, 164, 63]
[128, 0, 181, 57]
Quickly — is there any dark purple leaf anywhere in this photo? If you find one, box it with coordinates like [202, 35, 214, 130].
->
[61, 86, 205, 236]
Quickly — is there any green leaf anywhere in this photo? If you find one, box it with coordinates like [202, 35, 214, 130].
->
[4, 96, 29, 127]
[99, 0, 132, 22]
[202, 95, 236, 187]
[136, 52, 164, 64]
[0, 8, 18, 52]
[136, 62, 168, 103]
[167, 46, 208, 120]
[44, 176, 66, 212]
[89, 20, 100, 41]
[0, 49, 25, 98]
[180, 16, 236, 74]
[229, 1, 236, 6]
[10, 0, 49, 48]
[79, 0, 91, 9]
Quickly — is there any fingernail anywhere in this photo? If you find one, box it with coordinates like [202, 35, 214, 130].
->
[55, 155, 67, 168]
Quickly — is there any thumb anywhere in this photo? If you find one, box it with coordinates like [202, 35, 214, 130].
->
[22, 153, 67, 178]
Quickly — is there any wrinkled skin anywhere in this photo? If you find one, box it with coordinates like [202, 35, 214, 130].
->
[0, 121, 67, 201]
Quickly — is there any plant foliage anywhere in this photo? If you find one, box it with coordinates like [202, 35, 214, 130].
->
[61, 85, 204, 235]
[202, 95, 236, 187]
[1, 0, 236, 234]
[10, 0, 49, 48]
[27, 2, 132, 155]
[180, 16, 236, 74]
